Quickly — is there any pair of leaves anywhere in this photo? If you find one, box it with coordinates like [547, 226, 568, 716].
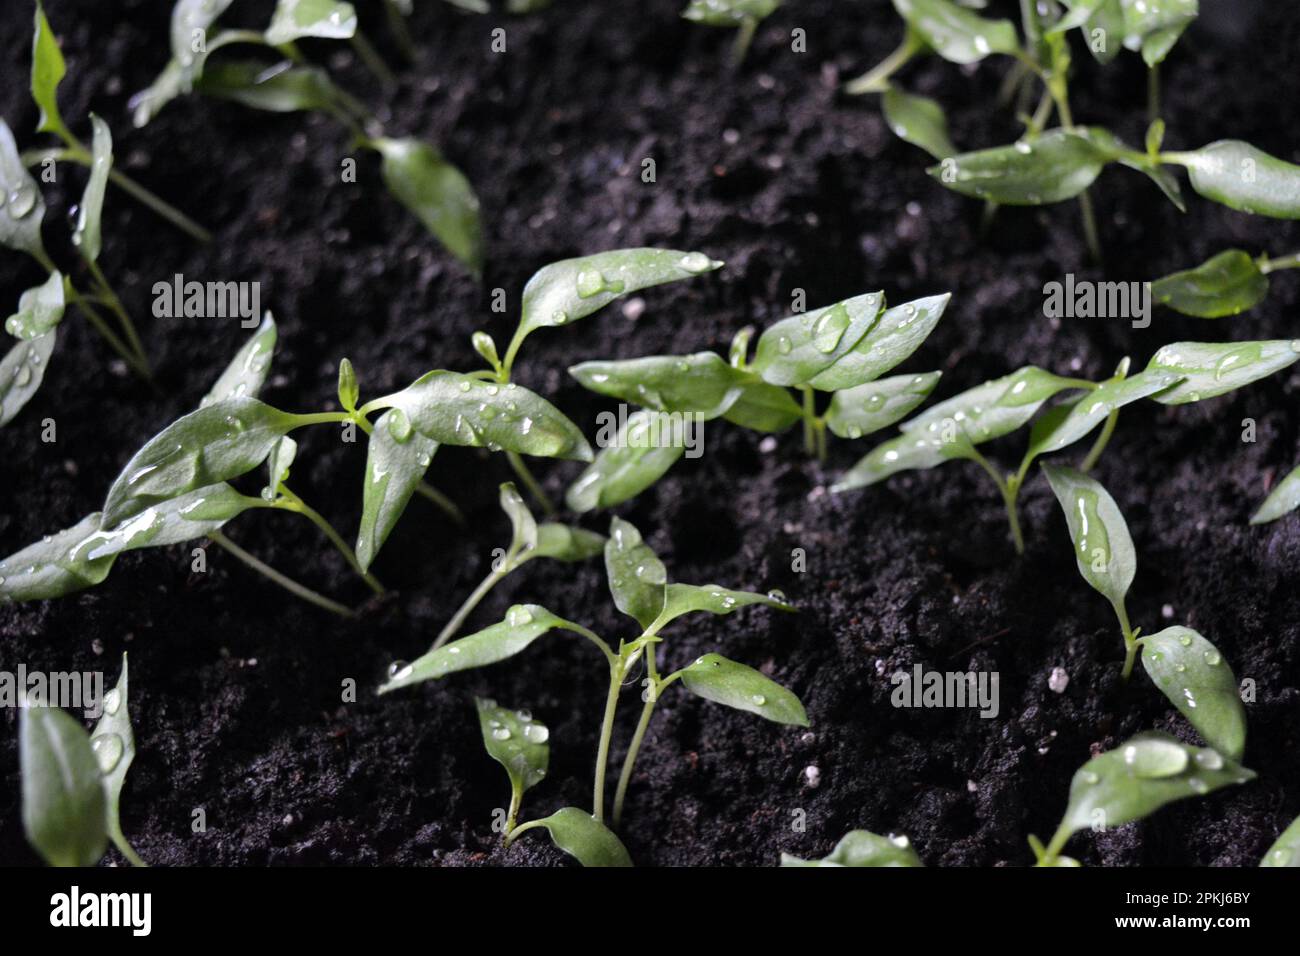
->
[891, 0, 1018, 65]
[21, 655, 143, 867]
[1151, 250, 1270, 318]
[5, 271, 65, 341]
[1054, 0, 1197, 67]
[195, 61, 348, 115]
[781, 830, 922, 867]
[565, 411, 692, 513]
[0, 119, 48, 259]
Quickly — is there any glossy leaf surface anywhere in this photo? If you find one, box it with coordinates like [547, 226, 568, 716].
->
[1139, 626, 1245, 761]
[679, 653, 808, 725]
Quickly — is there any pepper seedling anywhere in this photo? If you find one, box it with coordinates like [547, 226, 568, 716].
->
[1030, 732, 1254, 867]
[21, 654, 147, 867]
[379, 517, 805, 862]
[1151, 249, 1300, 318]
[682, 0, 782, 65]
[567, 290, 950, 510]
[131, 0, 482, 273]
[781, 830, 923, 867]
[834, 340, 1300, 552]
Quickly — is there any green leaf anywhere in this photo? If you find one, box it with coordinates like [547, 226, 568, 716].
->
[0, 330, 57, 428]
[378, 605, 571, 692]
[20, 705, 107, 867]
[930, 128, 1112, 205]
[682, 0, 780, 26]
[516, 248, 722, 351]
[679, 653, 808, 726]
[655, 582, 793, 630]
[1052, 0, 1124, 64]
[355, 408, 437, 572]
[831, 427, 969, 491]
[525, 807, 632, 867]
[566, 411, 686, 513]
[1176, 141, 1300, 219]
[891, 0, 1019, 64]
[374, 138, 482, 273]
[752, 292, 885, 387]
[1138, 626, 1246, 761]
[1023, 368, 1181, 461]
[1146, 340, 1300, 405]
[569, 352, 747, 418]
[5, 270, 65, 340]
[1151, 250, 1269, 318]
[604, 517, 666, 630]
[102, 397, 301, 527]
[265, 0, 358, 44]
[337, 357, 359, 410]
[476, 697, 548, 798]
[196, 61, 345, 113]
[1120, 0, 1197, 66]
[72, 115, 112, 264]
[202, 314, 277, 407]
[173, 0, 235, 78]
[0, 119, 48, 259]
[1056, 732, 1253, 839]
[533, 523, 606, 562]
[499, 481, 538, 556]
[380, 370, 592, 461]
[825, 371, 941, 440]
[31, 2, 71, 140]
[882, 88, 955, 159]
[130, 59, 186, 128]
[265, 436, 297, 495]
[903, 365, 1089, 444]
[1261, 815, 1300, 867]
[1042, 463, 1136, 610]
[808, 293, 951, 390]
[781, 830, 923, 867]
[721, 381, 803, 433]
[93, 655, 144, 865]
[1251, 462, 1300, 525]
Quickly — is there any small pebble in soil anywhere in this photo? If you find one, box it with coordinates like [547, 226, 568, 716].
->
[875, 659, 887, 676]
[1048, 667, 1069, 693]
[1162, 604, 1175, 619]
[803, 765, 821, 788]
[282, 813, 294, 826]
[91, 639, 103, 656]
[723, 128, 740, 145]
[759, 436, 778, 454]
[800, 732, 815, 746]
[622, 297, 646, 321]
[967, 780, 978, 793]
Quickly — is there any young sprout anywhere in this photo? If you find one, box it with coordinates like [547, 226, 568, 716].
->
[567, 291, 950, 509]
[131, 0, 482, 272]
[681, 0, 782, 65]
[1151, 249, 1300, 318]
[379, 517, 804, 861]
[1030, 732, 1254, 867]
[781, 830, 923, 867]
[21, 654, 147, 867]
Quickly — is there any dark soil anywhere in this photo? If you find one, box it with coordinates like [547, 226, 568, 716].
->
[1, 0, 1298, 867]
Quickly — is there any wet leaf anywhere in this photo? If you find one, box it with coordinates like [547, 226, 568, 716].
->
[202, 314, 277, 406]
[102, 397, 301, 527]
[533, 523, 606, 562]
[1057, 732, 1254, 839]
[721, 381, 803, 432]
[93, 655, 144, 865]
[72, 115, 112, 263]
[882, 88, 955, 159]
[808, 294, 951, 390]
[682, 0, 780, 26]
[826, 371, 941, 440]
[20, 705, 106, 867]
[0, 119, 48, 259]
[381, 370, 592, 461]
[196, 60, 345, 113]
[265, 0, 358, 45]
[679, 653, 808, 726]
[566, 412, 686, 513]
[173, 0, 235, 80]
[31, 2, 71, 140]
[526, 807, 632, 867]
[378, 605, 571, 691]
[375, 138, 482, 273]
[355, 408, 437, 572]
[337, 357, 358, 410]
[1042, 463, 1135, 610]
[903, 365, 1089, 444]
[831, 428, 969, 491]
[929, 128, 1112, 205]
[1260, 815, 1300, 867]
[1138, 626, 1245, 761]
[130, 59, 186, 128]
[752, 292, 884, 387]
[1146, 340, 1300, 405]
[891, 0, 1018, 64]
[265, 436, 297, 495]
[654, 582, 793, 631]
[4, 270, 65, 340]
[0, 330, 57, 427]
[1119, 0, 1197, 66]
[569, 352, 747, 418]
[781, 830, 923, 867]
[1151, 250, 1268, 318]
[1176, 141, 1300, 219]
[604, 517, 666, 630]
[499, 481, 538, 555]
[1024, 369, 1181, 460]
[1251, 462, 1300, 525]
[476, 697, 548, 799]
[1052, 0, 1124, 64]
[516, 248, 722, 349]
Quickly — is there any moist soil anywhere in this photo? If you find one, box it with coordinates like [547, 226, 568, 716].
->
[1, 0, 1298, 866]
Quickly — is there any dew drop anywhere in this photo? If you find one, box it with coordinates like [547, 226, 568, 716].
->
[1194, 749, 1224, 770]
[679, 252, 714, 273]
[508, 606, 534, 626]
[91, 733, 124, 773]
[387, 660, 413, 680]
[523, 723, 549, 743]
[751, 694, 766, 706]
[103, 688, 122, 716]
[492, 727, 512, 741]
[776, 335, 792, 355]
[387, 408, 413, 442]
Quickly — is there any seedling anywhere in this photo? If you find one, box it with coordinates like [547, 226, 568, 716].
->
[432, 482, 605, 648]
[131, 0, 482, 272]
[568, 290, 950, 510]
[379, 517, 805, 863]
[1151, 249, 1300, 318]
[834, 340, 1300, 552]
[466, 247, 724, 513]
[848, 2, 1300, 259]
[682, 0, 782, 65]
[781, 830, 923, 867]
[1030, 732, 1254, 867]
[21, 654, 147, 867]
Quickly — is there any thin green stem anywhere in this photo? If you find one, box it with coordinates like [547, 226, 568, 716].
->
[85, 258, 149, 370]
[592, 662, 623, 822]
[966, 446, 1025, 554]
[432, 565, 508, 650]
[210, 530, 356, 617]
[1114, 600, 1138, 679]
[1042, 821, 1072, 864]
[350, 31, 397, 86]
[1080, 409, 1119, 472]
[731, 17, 758, 67]
[1147, 63, 1160, 123]
[276, 488, 384, 594]
[507, 450, 556, 516]
[1259, 252, 1300, 274]
[503, 817, 545, 847]
[63, 282, 152, 380]
[612, 644, 661, 829]
[110, 827, 147, 867]
[105, 168, 212, 243]
[505, 785, 522, 838]
[382, 0, 416, 61]
[1077, 190, 1102, 264]
[844, 31, 923, 95]
[800, 387, 817, 456]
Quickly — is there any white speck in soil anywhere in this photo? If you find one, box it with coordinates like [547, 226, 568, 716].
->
[622, 297, 646, 321]
[91, 639, 103, 656]
[803, 765, 821, 788]
[1162, 603, 1175, 619]
[967, 779, 978, 793]
[759, 436, 778, 454]
[1048, 667, 1069, 694]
